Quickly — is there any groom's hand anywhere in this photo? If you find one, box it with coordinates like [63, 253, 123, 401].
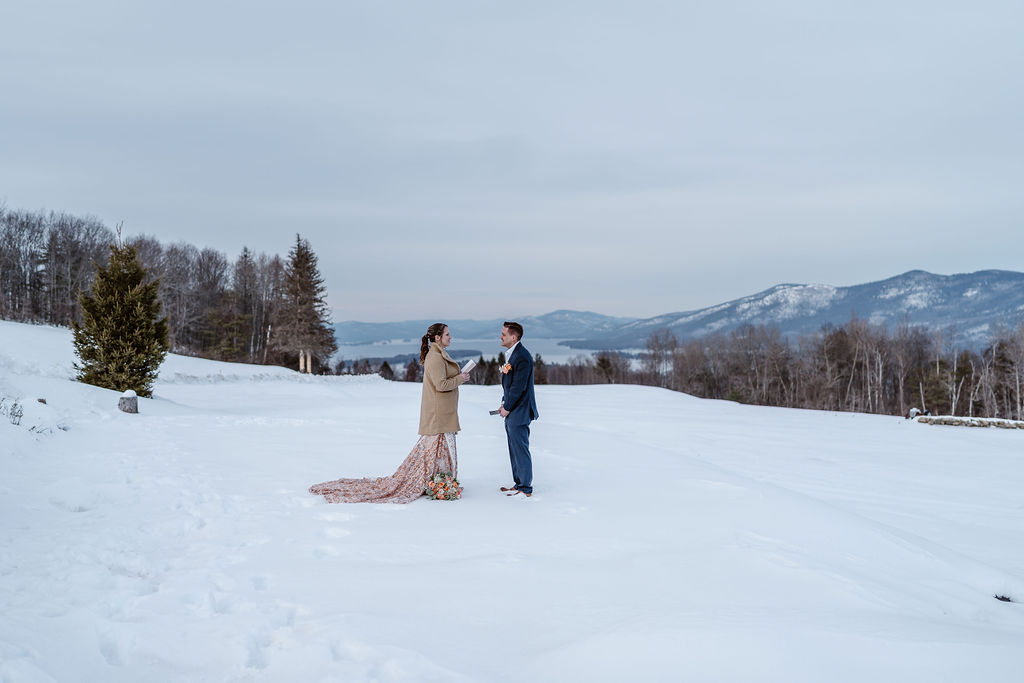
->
[498, 406, 509, 418]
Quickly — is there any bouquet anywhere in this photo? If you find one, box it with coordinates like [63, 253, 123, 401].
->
[425, 471, 463, 500]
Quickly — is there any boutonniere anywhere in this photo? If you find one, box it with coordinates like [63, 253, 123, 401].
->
[500, 363, 512, 374]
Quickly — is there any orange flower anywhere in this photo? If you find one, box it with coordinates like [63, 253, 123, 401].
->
[501, 363, 512, 374]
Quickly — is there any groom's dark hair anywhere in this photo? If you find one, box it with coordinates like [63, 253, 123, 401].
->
[503, 321, 524, 341]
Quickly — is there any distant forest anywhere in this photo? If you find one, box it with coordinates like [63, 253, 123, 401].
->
[385, 319, 1024, 420]
[535, 322, 1024, 420]
[3, 206, 1023, 419]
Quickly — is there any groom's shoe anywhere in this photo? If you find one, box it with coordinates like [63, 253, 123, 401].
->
[500, 486, 518, 493]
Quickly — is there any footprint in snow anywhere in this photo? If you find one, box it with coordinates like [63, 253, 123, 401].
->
[246, 634, 269, 670]
[318, 511, 353, 523]
[98, 635, 122, 667]
[323, 527, 351, 539]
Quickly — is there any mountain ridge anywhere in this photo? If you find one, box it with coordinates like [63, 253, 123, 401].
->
[335, 270, 1024, 350]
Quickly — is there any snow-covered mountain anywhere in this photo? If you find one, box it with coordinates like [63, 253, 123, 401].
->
[565, 269, 1024, 349]
[336, 270, 1024, 351]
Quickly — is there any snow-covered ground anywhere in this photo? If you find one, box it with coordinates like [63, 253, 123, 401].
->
[2, 319, 1023, 682]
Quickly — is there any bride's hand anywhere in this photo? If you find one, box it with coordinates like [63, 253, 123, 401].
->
[459, 372, 470, 382]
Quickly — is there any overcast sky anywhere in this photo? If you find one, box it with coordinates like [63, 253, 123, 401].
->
[3, 1, 1022, 322]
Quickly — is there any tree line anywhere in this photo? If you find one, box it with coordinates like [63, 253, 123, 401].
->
[8, 207, 1022, 418]
[1, 206, 335, 372]
[331, 317, 1024, 421]
[537, 321, 1024, 420]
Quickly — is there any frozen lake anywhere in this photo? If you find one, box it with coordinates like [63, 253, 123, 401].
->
[335, 337, 606, 366]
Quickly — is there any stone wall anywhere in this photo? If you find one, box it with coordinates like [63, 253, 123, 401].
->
[916, 415, 1024, 429]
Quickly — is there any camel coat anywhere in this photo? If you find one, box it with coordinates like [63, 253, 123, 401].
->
[419, 343, 465, 435]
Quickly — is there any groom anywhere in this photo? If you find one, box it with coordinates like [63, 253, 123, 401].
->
[498, 321, 539, 497]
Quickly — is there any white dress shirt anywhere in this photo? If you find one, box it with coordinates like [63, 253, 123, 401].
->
[504, 340, 519, 363]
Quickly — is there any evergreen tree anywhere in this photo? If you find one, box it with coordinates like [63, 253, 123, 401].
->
[379, 360, 395, 381]
[73, 243, 169, 397]
[534, 353, 547, 384]
[271, 234, 337, 372]
[481, 354, 500, 385]
[403, 358, 422, 382]
[233, 247, 260, 360]
[206, 289, 248, 361]
[595, 352, 615, 383]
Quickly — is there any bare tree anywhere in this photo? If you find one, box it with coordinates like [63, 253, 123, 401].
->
[594, 350, 630, 384]
[0, 209, 46, 320]
[159, 242, 201, 351]
[644, 328, 678, 388]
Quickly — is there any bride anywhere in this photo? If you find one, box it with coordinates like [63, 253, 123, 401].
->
[310, 323, 469, 503]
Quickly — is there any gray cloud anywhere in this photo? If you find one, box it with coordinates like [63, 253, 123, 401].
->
[2, 1, 1021, 321]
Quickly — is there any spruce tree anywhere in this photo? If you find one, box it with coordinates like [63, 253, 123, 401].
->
[403, 359, 422, 382]
[272, 234, 337, 372]
[73, 243, 169, 397]
[534, 353, 548, 384]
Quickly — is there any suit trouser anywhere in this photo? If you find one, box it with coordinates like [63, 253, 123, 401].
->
[504, 420, 533, 493]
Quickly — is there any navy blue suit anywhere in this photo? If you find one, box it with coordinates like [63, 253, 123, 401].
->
[502, 343, 539, 493]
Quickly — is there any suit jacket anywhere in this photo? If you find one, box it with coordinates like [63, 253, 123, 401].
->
[501, 343, 539, 427]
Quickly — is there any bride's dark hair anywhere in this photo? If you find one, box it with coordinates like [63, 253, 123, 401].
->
[419, 323, 448, 364]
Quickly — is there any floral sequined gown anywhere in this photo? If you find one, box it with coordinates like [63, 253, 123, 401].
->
[309, 433, 457, 504]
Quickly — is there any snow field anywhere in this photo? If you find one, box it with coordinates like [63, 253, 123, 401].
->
[2, 320, 1023, 682]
